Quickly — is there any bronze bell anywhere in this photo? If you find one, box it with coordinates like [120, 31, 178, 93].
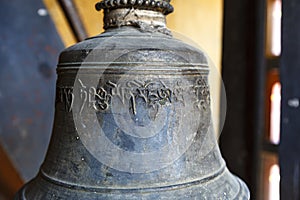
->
[16, 0, 250, 199]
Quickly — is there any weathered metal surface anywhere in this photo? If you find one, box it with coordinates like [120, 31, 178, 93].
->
[16, 1, 249, 199]
[0, 0, 64, 181]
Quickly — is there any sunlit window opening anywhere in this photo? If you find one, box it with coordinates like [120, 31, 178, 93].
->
[266, 0, 282, 57]
[264, 0, 282, 199]
[269, 164, 281, 200]
[271, 0, 282, 56]
[270, 82, 281, 144]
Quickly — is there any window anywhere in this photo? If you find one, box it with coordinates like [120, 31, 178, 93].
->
[266, 0, 282, 57]
[270, 82, 281, 145]
[261, 0, 282, 199]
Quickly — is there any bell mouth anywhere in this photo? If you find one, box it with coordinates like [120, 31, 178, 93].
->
[16, 167, 250, 199]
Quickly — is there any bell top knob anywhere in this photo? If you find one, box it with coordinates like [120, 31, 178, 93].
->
[95, 0, 173, 31]
[95, 0, 174, 15]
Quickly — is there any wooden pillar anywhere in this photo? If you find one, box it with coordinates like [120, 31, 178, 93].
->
[280, 0, 300, 198]
[220, 0, 266, 199]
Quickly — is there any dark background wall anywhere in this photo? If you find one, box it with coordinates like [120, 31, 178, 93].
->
[0, 1, 64, 198]
[280, 0, 300, 199]
[220, 0, 266, 199]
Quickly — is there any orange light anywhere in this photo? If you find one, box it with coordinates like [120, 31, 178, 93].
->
[269, 164, 280, 200]
[270, 82, 281, 145]
[271, 0, 282, 56]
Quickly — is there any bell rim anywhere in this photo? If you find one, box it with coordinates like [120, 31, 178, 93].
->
[16, 167, 250, 199]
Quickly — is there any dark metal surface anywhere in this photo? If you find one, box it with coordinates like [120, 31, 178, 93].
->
[0, 0, 64, 181]
[16, 1, 249, 199]
[280, 0, 300, 199]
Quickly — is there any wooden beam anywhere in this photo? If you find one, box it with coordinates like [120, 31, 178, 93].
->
[0, 144, 23, 199]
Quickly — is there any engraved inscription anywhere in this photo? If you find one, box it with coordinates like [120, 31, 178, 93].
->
[194, 78, 211, 111]
[78, 79, 111, 113]
[56, 87, 74, 112]
[107, 80, 172, 115]
[56, 77, 210, 113]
